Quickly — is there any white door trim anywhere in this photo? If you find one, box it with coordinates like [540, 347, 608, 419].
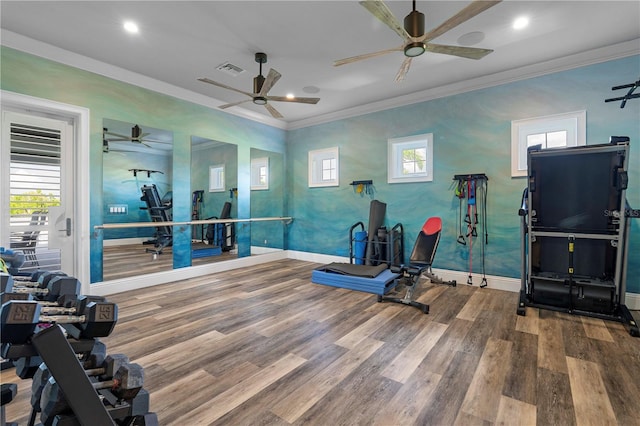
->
[1, 90, 91, 294]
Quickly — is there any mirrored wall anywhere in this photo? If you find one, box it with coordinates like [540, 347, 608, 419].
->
[250, 148, 285, 254]
[190, 136, 238, 266]
[102, 118, 173, 280]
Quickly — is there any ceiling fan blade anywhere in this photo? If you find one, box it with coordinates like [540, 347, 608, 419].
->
[360, 0, 410, 42]
[425, 43, 494, 60]
[104, 131, 131, 140]
[219, 99, 252, 109]
[267, 95, 320, 105]
[423, 0, 502, 43]
[198, 77, 254, 98]
[260, 69, 282, 97]
[264, 103, 283, 119]
[394, 57, 413, 82]
[334, 45, 404, 66]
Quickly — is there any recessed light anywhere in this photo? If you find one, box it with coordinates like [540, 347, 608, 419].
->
[302, 86, 320, 94]
[513, 16, 529, 30]
[123, 21, 139, 34]
[286, 93, 295, 99]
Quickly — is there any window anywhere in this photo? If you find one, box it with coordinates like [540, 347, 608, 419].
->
[309, 147, 339, 187]
[388, 133, 433, 184]
[209, 164, 225, 192]
[251, 157, 269, 190]
[511, 110, 586, 177]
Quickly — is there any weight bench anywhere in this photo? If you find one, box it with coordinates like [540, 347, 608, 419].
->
[378, 217, 456, 314]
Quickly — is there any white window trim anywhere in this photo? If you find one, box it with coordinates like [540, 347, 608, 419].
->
[387, 133, 433, 184]
[209, 164, 225, 192]
[511, 110, 586, 177]
[309, 147, 339, 188]
[250, 157, 269, 190]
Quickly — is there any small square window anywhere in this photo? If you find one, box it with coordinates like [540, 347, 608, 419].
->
[251, 157, 269, 190]
[309, 147, 339, 187]
[388, 134, 433, 184]
[511, 111, 585, 177]
[209, 164, 225, 192]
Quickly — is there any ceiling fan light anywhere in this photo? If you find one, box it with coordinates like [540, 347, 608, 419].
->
[404, 42, 426, 57]
[253, 96, 267, 105]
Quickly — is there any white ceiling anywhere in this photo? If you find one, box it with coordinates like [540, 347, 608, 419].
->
[2, 1, 639, 129]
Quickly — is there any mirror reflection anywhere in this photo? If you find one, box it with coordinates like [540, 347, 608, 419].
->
[190, 136, 238, 265]
[250, 148, 284, 254]
[102, 118, 173, 280]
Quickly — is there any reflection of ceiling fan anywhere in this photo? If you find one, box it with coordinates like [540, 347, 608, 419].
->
[103, 125, 154, 149]
[198, 52, 320, 119]
[335, 0, 501, 81]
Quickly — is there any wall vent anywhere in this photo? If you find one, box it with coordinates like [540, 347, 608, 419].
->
[216, 62, 245, 76]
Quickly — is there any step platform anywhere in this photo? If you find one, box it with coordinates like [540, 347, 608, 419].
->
[312, 263, 400, 295]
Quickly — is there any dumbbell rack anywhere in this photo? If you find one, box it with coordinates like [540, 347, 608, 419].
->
[1, 271, 158, 425]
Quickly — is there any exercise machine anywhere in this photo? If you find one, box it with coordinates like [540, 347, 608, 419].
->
[205, 202, 235, 252]
[140, 184, 173, 255]
[517, 138, 639, 336]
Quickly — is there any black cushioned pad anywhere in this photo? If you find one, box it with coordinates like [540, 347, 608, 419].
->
[315, 262, 388, 278]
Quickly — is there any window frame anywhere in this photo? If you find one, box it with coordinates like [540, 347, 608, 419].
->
[250, 156, 269, 190]
[308, 147, 339, 188]
[387, 133, 433, 184]
[511, 110, 586, 177]
[208, 164, 225, 192]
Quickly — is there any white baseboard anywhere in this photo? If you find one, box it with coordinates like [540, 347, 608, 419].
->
[625, 292, 640, 310]
[91, 248, 640, 308]
[103, 237, 148, 247]
[90, 250, 288, 296]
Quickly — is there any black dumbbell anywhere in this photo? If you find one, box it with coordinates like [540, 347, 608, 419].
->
[0, 300, 118, 344]
[2, 276, 80, 302]
[40, 363, 145, 423]
[30, 348, 121, 414]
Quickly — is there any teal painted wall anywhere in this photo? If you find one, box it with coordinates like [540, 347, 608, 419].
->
[286, 55, 640, 293]
[1, 46, 286, 282]
[250, 148, 285, 250]
[1, 46, 638, 293]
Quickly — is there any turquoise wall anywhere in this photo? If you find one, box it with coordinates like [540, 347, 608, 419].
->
[287, 56, 640, 292]
[250, 148, 285, 250]
[1, 46, 638, 293]
[1, 46, 286, 282]
[103, 150, 172, 240]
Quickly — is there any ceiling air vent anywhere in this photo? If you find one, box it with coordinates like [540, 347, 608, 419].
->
[215, 62, 245, 77]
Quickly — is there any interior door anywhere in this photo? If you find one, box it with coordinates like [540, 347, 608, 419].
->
[1, 110, 75, 274]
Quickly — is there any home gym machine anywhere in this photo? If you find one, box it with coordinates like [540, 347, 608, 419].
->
[516, 138, 639, 336]
[140, 184, 173, 255]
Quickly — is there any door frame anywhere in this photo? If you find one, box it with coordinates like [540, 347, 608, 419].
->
[1, 90, 90, 294]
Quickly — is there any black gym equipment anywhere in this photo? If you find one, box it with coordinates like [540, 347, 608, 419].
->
[205, 201, 236, 252]
[349, 200, 403, 266]
[1, 300, 118, 344]
[140, 184, 173, 255]
[378, 217, 456, 314]
[605, 78, 640, 109]
[517, 139, 639, 336]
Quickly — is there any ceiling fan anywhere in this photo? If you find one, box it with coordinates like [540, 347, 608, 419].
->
[335, 0, 501, 82]
[103, 125, 154, 149]
[198, 52, 320, 119]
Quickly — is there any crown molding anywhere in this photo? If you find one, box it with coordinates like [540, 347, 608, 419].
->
[3, 29, 638, 132]
[0, 29, 287, 130]
[287, 38, 640, 130]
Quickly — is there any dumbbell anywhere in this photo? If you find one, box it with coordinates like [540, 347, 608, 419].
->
[2, 275, 80, 302]
[2, 293, 106, 317]
[0, 300, 118, 344]
[40, 363, 145, 423]
[31, 349, 123, 415]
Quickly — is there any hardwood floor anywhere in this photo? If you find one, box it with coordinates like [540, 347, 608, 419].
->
[102, 243, 237, 281]
[3, 259, 640, 425]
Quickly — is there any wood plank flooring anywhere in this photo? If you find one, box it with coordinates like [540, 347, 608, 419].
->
[102, 243, 236, 281]
[3, 259, 640, 425]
